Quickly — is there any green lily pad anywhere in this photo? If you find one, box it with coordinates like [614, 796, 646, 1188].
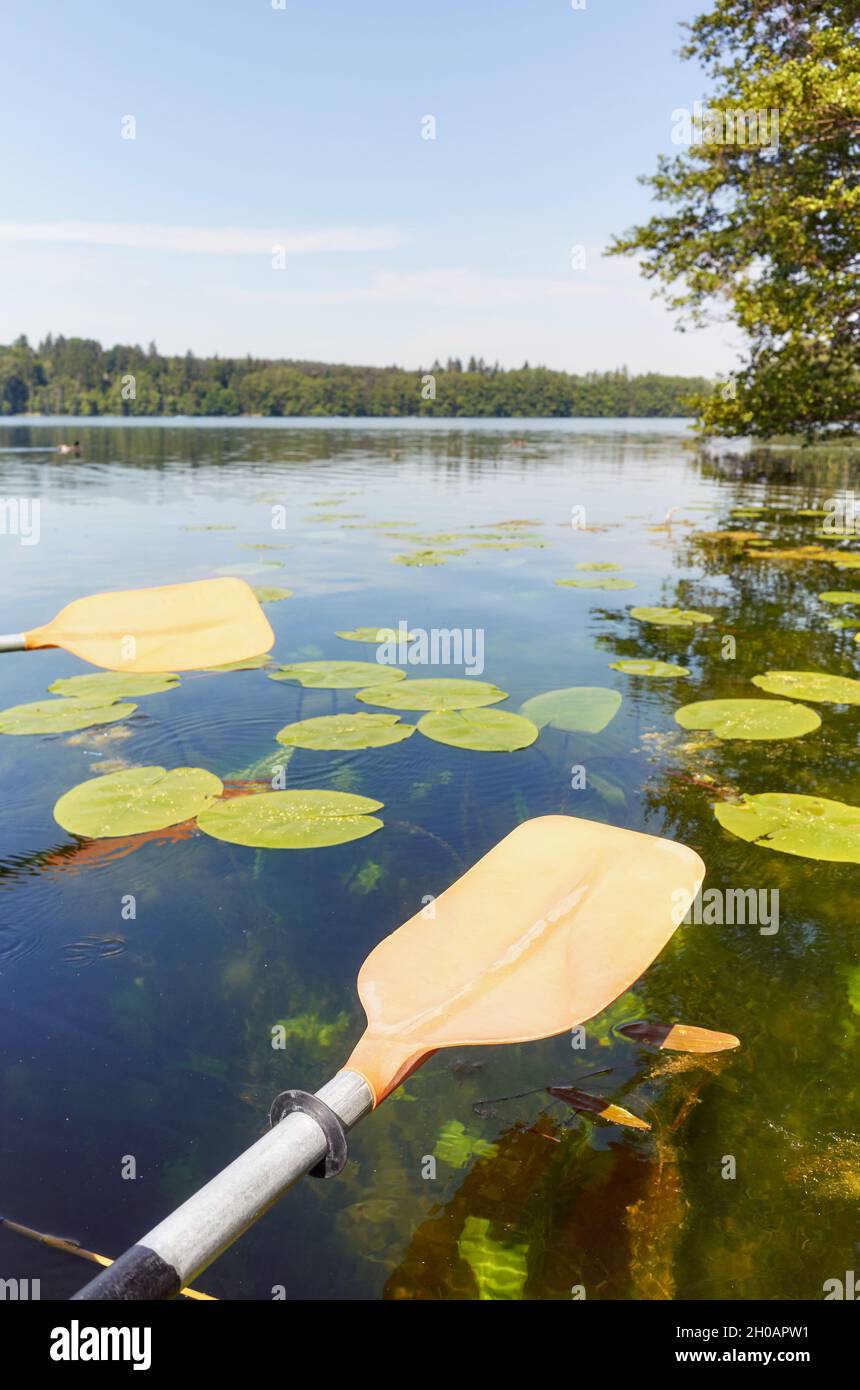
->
[417, 708, 538, 752]
[252, 587, 293, 603]
[751, 670, 860, 705]
[819, 591, 860, 605]
[520, 687, 622, 734]
[609, 659, 690, 678]
[630, 607, 714, 628]
[393, 549, 467, 567]
[829, 554, 860, 568]
[715, 793, 860, 863]
[335, 627, 417, 643]
[54, 766, 223, 838]
[47, 672, 179, 700]
[206, 655, 272, 672]
[196, 790, 383, 849]
[214, 562, 282, 576]
[268, 661, 406, 689]
[0, 698, 137, 736]
[575, 561, 621, 572]
[826, 617, 860, 630]
[675, 698, 820, 741]
[394, 544, 466, 561]
[555, 577, 636, 590]
[275, 712, 415, 750]
[472, 539, 545, 551]
[355, 678, 508, 711]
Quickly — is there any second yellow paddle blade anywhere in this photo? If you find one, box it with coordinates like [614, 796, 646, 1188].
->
[25, 578, 274, 673]
[345, 815, 705, 1104]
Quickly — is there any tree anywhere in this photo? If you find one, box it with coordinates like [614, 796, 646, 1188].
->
[609, 0, 860, 439]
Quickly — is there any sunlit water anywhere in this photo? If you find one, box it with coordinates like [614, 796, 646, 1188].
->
[1, 418, 858, 1300]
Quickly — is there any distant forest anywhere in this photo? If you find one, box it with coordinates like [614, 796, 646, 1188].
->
[0, 336, 713, 418]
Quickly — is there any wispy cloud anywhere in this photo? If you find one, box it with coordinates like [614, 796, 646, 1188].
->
[232, 261, 647, 308]
[0, 221, 406, 255]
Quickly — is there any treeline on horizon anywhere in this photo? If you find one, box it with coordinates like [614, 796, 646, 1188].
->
[0, 335, 713, 419]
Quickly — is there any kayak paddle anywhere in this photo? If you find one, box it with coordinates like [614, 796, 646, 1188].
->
[0, 578, 274, 673]
[72, 814, 704, 1300]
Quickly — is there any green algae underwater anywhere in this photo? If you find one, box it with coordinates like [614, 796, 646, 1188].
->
[0, 418, 858, 1300]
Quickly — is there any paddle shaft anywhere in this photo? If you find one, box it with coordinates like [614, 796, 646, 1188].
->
[71, 1070, 373, 1300]
[0, 633, 27, 652]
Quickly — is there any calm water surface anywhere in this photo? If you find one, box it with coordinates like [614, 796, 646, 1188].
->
[1, 419, 858, 1300]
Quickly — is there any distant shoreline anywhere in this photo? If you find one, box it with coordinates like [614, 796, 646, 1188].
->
[0, 336, 712, 421]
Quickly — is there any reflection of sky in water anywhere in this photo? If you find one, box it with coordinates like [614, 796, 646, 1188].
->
[0, 419, 858, 1299]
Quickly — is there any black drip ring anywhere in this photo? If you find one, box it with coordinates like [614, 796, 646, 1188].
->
[268, 1089, 349, 1179]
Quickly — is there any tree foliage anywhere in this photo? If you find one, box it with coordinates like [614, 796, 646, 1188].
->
[0, 335, 710, 419]
[609, 0, 860, 439]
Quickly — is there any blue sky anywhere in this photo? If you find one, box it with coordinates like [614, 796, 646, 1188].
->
[1, 0, 740, 374]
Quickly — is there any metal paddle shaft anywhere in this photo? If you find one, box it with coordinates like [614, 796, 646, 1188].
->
[0, 633, 27, 652]
[72, 1071, 372, 1300]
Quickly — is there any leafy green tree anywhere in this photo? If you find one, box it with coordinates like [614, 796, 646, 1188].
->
[609, 0, 860, 439]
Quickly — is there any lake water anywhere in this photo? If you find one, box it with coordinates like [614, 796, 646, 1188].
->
[1, 418, 858, 1301]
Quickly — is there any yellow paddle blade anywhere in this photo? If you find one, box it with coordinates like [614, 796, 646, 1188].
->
[344, 815, 704, 1105]
[24, 578, 274, 673]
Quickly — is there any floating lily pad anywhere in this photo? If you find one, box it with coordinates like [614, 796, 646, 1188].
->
[575, 561, 621, 572]
[268, 661, 406, 689]
[215, 562, 282, 576]
[715, 793, 860, 863]
[197, 790, 383, 849]
[826, 617, 860, 630]
[54, 766, 223, 838]
[417, 708, 538, 752]
[47, 672, 179, 699]
[555, 577, 636, 590]
[819, 591, 860, 605]
[0, 698, 137, 736]
[675, 698, 820, 740]
[472, 539, 545, 551]
[520, 687, 622, 734]
[275, 712, 415, 750]
[393, 549, 466, 567]
[206, 655, 272, 672]
[252, 587, 293, 603]
[630, 607, 714, 628]
[609, 659, 690, 678]
[829, 553, 860, 569]
[335, 627, 416, 643]
[751, 670, 860, 706]
[355, 678, 508, 711]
